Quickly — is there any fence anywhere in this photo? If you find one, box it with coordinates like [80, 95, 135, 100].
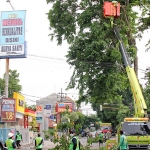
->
[0, 128, 16, 143]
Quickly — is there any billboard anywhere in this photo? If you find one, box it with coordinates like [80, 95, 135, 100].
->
[0, 10, 27, 58]
[56, 102, 73, 113]
[1, 98, 16, 122]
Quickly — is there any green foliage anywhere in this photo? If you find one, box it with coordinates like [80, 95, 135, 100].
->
[143, 68, 150, 114]
[43, 129, 55, 139]
[84, 114, 99, 128]
[46, 0, 149, 126]
[29, 117, 38, 132]
[25, 104, 36, 111]
[0, 69, 22, 98]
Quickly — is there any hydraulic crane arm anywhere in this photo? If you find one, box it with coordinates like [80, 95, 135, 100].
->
[113, 26, 147, 118]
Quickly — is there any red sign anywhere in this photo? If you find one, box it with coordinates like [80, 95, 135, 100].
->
[1, 98, 16, 122]
[56, 102, 73, 113]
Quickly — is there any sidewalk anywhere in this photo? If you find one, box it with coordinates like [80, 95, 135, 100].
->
[43, 140, 57, 149]
[22, 140, 57, 149]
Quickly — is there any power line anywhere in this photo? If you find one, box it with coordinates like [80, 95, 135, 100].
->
[21, 93, 42, 99]
[28, 54, 66, 61]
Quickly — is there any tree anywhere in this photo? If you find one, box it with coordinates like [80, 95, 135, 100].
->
[0, 69, 22, 98]
[46, 0, 148, 123]
[25, 104, 36, 111]
[143, 68, 150, 114]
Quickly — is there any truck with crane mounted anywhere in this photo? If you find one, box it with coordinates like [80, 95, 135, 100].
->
[103, 1, 150, 149]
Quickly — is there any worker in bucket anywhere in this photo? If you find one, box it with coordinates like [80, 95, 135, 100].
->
[5, 132, 16, 150]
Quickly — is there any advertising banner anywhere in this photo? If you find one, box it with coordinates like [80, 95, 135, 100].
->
[58, 103, 72, 108]
[56, 102, 73, 113]
[44, 109, 51, 117]
[1, 98, 16, 122]
[36, 117, 42, 123]
[36, 105, 42, 117]
[0, 10, 27, 58]
[45, 104, 51, 110]
[50, 115, 54, 120]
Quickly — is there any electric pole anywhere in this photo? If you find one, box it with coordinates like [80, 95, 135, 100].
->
[58, 88, 67, 102]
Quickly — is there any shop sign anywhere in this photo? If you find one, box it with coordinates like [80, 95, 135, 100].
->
[45, 104, 51, 110]
[1, 98, 16, 122]
[36, 117, 42, 123]
[44, 109, 51, 117]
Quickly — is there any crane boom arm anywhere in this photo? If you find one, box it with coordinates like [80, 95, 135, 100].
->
[113, 26, 147, 117]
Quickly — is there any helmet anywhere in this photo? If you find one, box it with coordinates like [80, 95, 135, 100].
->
[8, 132, 13, 138]
[71, 130, 76, 134]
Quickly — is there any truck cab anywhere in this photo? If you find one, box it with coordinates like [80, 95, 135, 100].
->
[118, 118, 150, 149]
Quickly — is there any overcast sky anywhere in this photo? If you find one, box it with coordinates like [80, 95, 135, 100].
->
[0, 0, 149, 108]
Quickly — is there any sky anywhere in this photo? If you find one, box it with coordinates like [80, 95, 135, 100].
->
[0, 0, 149, 110]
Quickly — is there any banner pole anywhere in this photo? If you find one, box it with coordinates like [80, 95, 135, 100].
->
[4, 58, 9, 128]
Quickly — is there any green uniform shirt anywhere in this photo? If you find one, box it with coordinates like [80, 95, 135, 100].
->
[99, 133, 103, 140]
[16, 133, 22, 140]
[6, 139, 14, 150]
[35, 137, 43, 149]
[69, 136, 79, 150]
[118, 134, 128, 150]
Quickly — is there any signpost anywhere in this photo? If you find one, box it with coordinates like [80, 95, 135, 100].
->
[1, 98, 16, 122]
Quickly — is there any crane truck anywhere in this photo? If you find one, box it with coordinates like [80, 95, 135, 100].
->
[103, 1, 150, 149]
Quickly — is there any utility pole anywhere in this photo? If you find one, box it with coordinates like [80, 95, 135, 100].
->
[4, 0, 15, 129]
[58, 88, 66, 102]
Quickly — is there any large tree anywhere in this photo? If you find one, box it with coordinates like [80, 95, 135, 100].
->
[0, 69, 22, 98]
[46, 0, 149, 122]
[143, 68, 150, 114]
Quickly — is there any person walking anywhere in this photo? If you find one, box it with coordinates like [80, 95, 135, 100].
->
[69, 130, 80, 150]
[98, 131, 104, 147]
[117, 130, 128, 150]
[5, 132, 16, 150]
[35, 133, 43, 150]
[15, 131, 22, 149]
[106, 131, 111, 140]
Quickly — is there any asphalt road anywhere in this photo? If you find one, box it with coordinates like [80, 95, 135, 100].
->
[20, 137, 103, 150]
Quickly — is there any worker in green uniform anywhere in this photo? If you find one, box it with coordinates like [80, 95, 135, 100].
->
[35, 133, 43, 150]
[69, 130, 80, 150]
[15, 131, 22, 149]
[5, 132, 16, 150]
[117, 130, 128, 150]
[98, 131, 104, 147]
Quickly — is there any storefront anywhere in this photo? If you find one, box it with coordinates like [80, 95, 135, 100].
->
[13, 92, 25, 124]
[24, 108, 36, 128]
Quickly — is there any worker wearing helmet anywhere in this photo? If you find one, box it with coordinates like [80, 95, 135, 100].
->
[15, 131, 23, 149]
[35, 133, 43, 150]
[69, 130, 80, 150]
[5, 132, 16, 150]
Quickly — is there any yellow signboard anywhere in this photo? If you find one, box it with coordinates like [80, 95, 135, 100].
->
[13, 92, 25, 114]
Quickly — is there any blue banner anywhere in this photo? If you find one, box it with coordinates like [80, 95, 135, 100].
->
[45, 105, 51, 110]
[0, 10, 26, 58]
